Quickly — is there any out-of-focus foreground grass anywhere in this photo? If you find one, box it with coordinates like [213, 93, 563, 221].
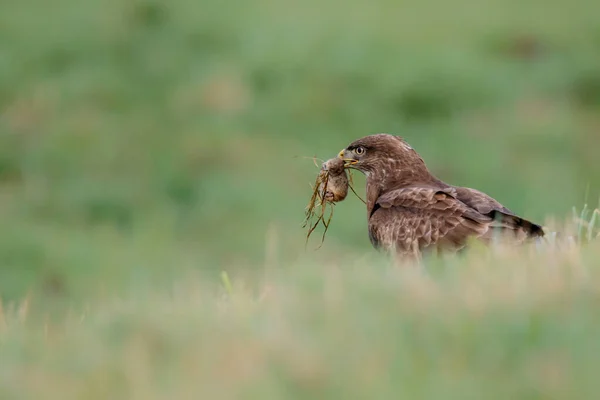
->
[1, 0, 600, 397]
[1, 237, 600, 399]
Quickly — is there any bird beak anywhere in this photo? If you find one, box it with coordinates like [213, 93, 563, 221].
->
[338, 149, 358, 167]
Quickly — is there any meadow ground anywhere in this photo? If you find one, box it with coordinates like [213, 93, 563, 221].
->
[1, 0, 600, 398]
[1, 230, 600, 399]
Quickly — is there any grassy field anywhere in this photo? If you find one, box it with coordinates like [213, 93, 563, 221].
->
[2, 235, 600, 399]
[1, 0, 600, 397]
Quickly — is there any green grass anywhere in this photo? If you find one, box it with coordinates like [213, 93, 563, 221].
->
[1, 0, 600, 397]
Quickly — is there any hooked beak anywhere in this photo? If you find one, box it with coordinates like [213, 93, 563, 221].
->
[338, 149, 358, 167]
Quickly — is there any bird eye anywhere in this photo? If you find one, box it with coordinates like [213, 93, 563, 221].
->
[354, 146, 365, 155]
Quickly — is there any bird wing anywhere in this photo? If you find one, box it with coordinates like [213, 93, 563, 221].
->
[451, 186, 513, 214]
[451, 186, 544, 237]
[368, 186, 493, 254]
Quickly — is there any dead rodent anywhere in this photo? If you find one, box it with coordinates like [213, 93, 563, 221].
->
[318, 157, 349, 203]
[303, 156, 353, 247]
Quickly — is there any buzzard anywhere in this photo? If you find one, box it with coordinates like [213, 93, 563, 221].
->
[338, 133, 544, 259]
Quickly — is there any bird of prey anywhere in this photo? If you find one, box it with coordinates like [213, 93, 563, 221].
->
[338, 133, 544, 260]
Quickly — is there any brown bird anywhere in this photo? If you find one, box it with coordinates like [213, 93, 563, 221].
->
[338, 133, 544, 260]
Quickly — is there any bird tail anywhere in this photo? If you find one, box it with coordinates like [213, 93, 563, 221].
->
[489, 210, 545, 238]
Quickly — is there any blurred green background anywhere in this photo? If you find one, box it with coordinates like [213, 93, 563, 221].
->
[0, 0, 599, 299]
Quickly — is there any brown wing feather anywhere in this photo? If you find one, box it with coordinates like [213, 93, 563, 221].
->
[452, 186, 513, 214]
[369, 187, 492, 256]
[451, 186, 544, 238]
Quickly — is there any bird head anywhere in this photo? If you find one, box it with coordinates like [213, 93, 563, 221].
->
[338, 133, 423, 175]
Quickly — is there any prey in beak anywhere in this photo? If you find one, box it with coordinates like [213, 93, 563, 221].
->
[338, 149, 358, 167]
